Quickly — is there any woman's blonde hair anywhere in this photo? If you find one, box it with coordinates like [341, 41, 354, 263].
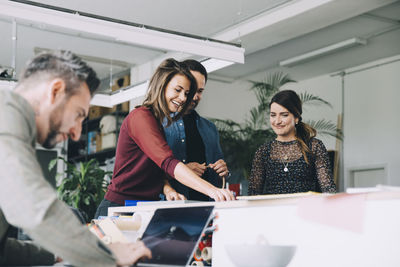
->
[141, 58, 197, 126]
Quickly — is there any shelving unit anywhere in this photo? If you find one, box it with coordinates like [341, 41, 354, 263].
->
[67, 106, 128, 164]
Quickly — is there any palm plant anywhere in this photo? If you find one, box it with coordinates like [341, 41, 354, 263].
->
[211, 72, 342, 181]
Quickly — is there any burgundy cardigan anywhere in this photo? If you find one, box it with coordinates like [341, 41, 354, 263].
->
[105, 107, 180, 204]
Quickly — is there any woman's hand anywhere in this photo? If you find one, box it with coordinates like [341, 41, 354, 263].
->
[165, 189, 186, 201]
[163, 180, 186, 201]
[207, 187, 235, 201]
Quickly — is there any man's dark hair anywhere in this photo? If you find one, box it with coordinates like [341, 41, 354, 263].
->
[20, 50, 100, 96]
[181, 59, 208, 83]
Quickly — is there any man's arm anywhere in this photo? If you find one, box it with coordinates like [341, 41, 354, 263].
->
[0, 101, 116, 266]
[204, 120, 230, 178]
[0, 237, 55, 266]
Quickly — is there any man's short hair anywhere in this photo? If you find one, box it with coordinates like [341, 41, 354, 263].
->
[20, 50, 100, 96]
[181, 59, 208, 83]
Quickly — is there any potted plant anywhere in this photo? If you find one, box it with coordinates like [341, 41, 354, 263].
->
[210, 72, 342, 184]
[49, 158, 111, 222]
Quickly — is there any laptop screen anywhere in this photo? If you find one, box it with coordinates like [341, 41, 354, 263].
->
[138, 206, 214, 266]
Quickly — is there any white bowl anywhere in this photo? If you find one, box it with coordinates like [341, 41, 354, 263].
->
[225, 243, 296, 267]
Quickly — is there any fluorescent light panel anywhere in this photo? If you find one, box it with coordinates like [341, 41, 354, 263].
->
[0, 1, 244, 64]
[90, 82, 148, 107]
[215, 0, 333, 41]
[91, 58, 235, 107]
[129, 0, 334, 87]
[279, 37, 367, 67]
[89, 93, 112, 108]
[110, 82, 148, 106]
[201, 58, 235, 73]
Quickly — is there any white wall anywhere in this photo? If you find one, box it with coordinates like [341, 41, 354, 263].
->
[343, 57, 400, 187]
[197, 79, 258, 122]
[198, 55, 400, 191]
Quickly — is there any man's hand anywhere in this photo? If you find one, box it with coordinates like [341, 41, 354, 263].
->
[108, 241, 151, 267]
[186, 162, 207, 177]
[208, 159, 229, 178]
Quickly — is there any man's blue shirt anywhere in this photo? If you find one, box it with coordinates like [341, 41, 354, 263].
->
[163, 111, 224, 199]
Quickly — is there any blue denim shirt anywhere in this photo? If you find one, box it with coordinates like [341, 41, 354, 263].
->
[163, 111, 224, 198]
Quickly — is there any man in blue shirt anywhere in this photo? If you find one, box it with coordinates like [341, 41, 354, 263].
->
[163, 60, 229, 201]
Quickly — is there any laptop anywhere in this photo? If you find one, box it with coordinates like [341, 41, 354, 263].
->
[136, 206, 214, 267]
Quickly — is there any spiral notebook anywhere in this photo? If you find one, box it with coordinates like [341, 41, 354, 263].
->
[136, 206, 214, 267]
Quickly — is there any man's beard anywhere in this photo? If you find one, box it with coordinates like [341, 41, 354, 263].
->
[188, 100, 198, 112]
[42, 104, 64, 149]
[42, 127, 59, 149]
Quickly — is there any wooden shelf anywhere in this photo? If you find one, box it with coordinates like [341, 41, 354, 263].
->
[68, 148, 116, 163]
[86, 111, 128, 121]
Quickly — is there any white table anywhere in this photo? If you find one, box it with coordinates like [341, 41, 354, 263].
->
[108, 192, 400, 267]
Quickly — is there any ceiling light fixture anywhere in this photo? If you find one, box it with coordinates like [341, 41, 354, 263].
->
[200, 58, 235, 73]
[0, 0, 244, 64]
[279, 37, 367, 67]
[215, 0, 334, 41]
[90, 58, 236, 107]
[128, 0, 335, 86]
[91, 82, 149, 108]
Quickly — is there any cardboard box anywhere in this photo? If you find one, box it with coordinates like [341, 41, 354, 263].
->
[109, 75, 130, 113]
[89, 106, 103, 119]
[109, 102, 130, 113]
[89, 106, 113, 119]
[111, 75, 130, 92]
[121, 101, 130, 112]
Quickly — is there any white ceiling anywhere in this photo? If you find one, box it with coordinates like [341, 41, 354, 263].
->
[0, 0, 399, 87]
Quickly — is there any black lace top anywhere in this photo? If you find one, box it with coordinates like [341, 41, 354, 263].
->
[248, 138, 336, 195]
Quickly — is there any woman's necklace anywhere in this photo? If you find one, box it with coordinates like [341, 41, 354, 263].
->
[282, 155, 289, 172]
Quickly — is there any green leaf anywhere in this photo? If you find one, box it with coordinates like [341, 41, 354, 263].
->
[300, 92, 333, 108]
[210, 71, 340, 182]
[83, 195, 91, 205]
[50, 157, 111, 221]
[307, 119, 343, 140]
[48, 158, 58, 171]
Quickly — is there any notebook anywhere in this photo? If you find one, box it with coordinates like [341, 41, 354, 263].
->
[137, 206, 214, 267]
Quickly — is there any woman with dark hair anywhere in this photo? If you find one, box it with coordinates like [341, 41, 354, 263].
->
[248, 90, 336, 195]
[95, 59, 234, 217]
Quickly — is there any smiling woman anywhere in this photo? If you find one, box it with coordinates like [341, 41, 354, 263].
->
[269, 102, 298, 141]
[248, 90, 336, 195]
[164, 74, 191, 114]
[95, 58, 235, 218]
